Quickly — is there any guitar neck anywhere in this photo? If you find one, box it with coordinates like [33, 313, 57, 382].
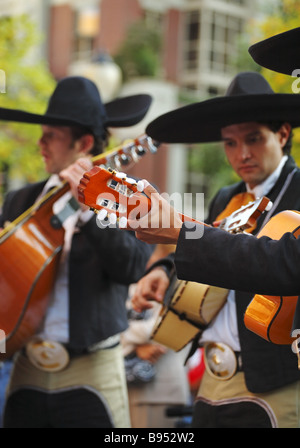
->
[91, 134, 158, 168]
[178, 212, 207, 227]
[0, 135, 158, 240]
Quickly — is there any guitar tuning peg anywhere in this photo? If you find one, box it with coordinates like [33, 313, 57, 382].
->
[119, 153, 130, 166]
[146, 137, 159, 153]
[119, 216, 128, 228]
[265, 201, 273, 211]
[109, 213, 117, 225]
[98, 209, 108, 220]
[96, 212, 110, 228]
[126, 177, 136, 185]
[114, 154, 131, 170]
[96, 210, 118, 228]
[136, 180, 144, 192]
[114, 172, 127, 180]
[113, 155, 122, 170]
[130, 147, 140, 163]
[135, 145, 147, 157]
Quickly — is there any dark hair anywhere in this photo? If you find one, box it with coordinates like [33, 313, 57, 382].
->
[260, 121, 293, 155]
[69, 126, 110, 156]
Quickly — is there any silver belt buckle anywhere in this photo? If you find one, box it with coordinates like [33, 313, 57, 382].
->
[204, 342, 238, 380]
[26, 338, 70, 372]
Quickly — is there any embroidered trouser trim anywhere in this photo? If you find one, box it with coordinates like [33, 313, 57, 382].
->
[4, 344, 130, 428]
[193, 370, 300, 428]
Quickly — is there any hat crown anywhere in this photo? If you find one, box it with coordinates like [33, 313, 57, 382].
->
[46, 76, 107, 135]
[226, 72, 274, 96]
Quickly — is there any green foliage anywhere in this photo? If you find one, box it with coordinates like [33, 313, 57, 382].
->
[251, 0, 300, 167]
[114, 19, 162, 81]
[0, 14, 55, 200]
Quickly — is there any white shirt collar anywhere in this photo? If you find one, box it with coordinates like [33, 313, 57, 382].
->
[43, 174, 63, 193]
[246, 155, 288, 198]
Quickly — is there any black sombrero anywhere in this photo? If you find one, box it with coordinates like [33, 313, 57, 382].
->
[0, 76, 152, 138]
[249, 28, 300, 76]
[146, 72, 300, 144]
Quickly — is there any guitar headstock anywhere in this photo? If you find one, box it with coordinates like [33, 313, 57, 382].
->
[217, 196, 272, 233]
[92, 135, 160, 171]
[78, 167, 150, 227]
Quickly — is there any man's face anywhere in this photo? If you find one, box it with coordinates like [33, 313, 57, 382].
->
[38, 125, 81, 174]
[221, 122, 290, 189]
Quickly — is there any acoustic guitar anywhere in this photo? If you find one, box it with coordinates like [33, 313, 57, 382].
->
[0, 135, 159, 359]
[244, 210, 300, 345]
[77, 166, 272, 351]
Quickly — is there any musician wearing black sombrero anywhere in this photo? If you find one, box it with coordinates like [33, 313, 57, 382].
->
[0, 76, 154, 428]
[126, 71, 300, 428]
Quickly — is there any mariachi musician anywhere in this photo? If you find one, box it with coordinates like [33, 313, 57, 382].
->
[128, 70, 300, 428]
[0, 76, 154, 428]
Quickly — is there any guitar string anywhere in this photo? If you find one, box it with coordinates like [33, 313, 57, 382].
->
[259, 168, 297, 229]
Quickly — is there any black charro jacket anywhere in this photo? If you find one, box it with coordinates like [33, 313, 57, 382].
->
[174, 156, 300, 393]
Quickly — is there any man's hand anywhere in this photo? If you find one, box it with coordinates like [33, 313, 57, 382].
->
[131, 267, 170, 312]
[125, 180, 183, 244]
[135, 343, 167, 363]
[60, 157, 93, 211]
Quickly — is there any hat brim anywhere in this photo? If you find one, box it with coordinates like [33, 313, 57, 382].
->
[105, 94, 152, 127]
[249, 28, 300, 76]
[0, 94, 152, 130]
[146, 94, 300, 144]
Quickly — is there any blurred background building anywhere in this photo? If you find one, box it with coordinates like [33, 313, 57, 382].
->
[0, 0, 260, 214]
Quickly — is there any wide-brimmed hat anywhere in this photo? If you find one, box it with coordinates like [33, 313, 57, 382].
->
[146, 71, 300, 144]
[0, 76, 152, 138]
[249, 28, 300, 76]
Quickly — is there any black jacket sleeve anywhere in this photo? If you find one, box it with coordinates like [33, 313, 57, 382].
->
[175, 222, 300, 296]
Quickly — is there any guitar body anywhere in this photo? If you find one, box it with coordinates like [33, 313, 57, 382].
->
[151, 277, 228, 351]
[0, 188, 66, 359]
[244, 210, 300, 345]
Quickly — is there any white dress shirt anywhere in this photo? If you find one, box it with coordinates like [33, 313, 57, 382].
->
[37, 175, 94, 343]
